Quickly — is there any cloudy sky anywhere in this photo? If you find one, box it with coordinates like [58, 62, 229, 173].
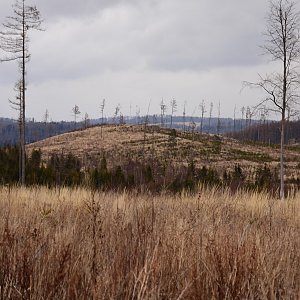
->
[0, 0, 289, 121]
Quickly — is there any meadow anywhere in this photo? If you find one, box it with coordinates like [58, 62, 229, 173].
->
[1, 186, 300, 299]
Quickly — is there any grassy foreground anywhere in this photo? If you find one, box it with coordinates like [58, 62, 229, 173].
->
[1, 187, 300, 299]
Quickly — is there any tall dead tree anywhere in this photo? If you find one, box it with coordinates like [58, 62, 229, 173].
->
[84, 113, 89, 129]
[217, 101, 221, 135]
[233, 105, 237, 132]
[135, 106, 140, 125]
[72, 104, 81, 129]
[183, 101, 187, 132]
[170, 98, 177, 128]
[160, 99, 167, 127]
[100, 99, 105, 138]
[43, 109, 49, 138]
[199, 100, 206, 134]
[0, 0, 43, 185]
[240, 106, 245, 133]
[208, 102, 213, 134]
[113, 104, 120, 125]
[246, 0, 300, 199]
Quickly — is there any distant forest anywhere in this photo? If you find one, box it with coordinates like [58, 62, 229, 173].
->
[230, 119, 300, 145]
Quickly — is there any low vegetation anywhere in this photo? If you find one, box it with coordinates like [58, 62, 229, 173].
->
[1, 186, 300, 299]
[24, 124, 300, 193]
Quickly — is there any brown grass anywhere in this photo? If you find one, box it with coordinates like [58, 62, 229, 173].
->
[1, 186, 300, 299]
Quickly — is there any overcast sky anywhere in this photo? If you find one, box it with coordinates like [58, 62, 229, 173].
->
[0, 0, 291, 121]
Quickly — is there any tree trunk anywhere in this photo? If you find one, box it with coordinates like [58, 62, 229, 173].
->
[280, 112, 285, 199]
[21, 1, 26, 185]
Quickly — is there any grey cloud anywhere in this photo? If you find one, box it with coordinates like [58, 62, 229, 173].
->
[23, 0, 270, 85]
[0, 0, 283, 121]
[37, 0, 140, 21]
[137, 0, 267, 71]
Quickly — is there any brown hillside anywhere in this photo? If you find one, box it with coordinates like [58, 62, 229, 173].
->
[27, 124, 300, 180]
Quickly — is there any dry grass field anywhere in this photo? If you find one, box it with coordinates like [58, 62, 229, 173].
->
[26, 124, 300, 181]
[1, 186, 300, 299]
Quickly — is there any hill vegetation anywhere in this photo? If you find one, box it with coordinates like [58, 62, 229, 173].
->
[4, 116, 300, 195]
[2, 123, 300, 194]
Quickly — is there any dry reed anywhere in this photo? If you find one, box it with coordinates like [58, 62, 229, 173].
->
[0, 186, 300, 299]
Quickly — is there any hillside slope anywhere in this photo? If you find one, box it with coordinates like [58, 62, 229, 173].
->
[27, 124, 300, 182]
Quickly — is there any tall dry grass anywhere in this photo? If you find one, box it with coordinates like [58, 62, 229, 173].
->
[0, 186, 300, 299]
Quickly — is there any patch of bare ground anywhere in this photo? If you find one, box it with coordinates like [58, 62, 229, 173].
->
[1, 186, 300, 298]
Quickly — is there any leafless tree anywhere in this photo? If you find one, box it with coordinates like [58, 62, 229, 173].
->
[43, 109, 49, 124]
[170, 98, 177, 128]
[143, 101, 151, 152]
[43, 109, 49, 138]
[189, 119, 196, 139]
[183, 101, 187, 132]
[258, 105, 268, 142]
[84, 113, 89, 129]
[119, 111, 125, 124]
[246, 106, 252, 129]
[100, 99, 105, 138]
[199, 100, 206, 134]
[240, 106, 245, 132]
[0, 0, 43, 185]
[72, 104, 81, 129]
[245, 0, 300, 199]
[217, 101, 221, 135]
[135, 106, 140, 125]
[160, 99, 167, 127]
[208, 102, 213, 134]
[113, 104, 120, 124]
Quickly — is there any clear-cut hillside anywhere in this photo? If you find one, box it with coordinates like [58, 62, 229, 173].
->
[27, 124, 300, 180]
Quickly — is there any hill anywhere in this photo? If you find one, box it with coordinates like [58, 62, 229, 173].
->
[27, 124, 300, 189]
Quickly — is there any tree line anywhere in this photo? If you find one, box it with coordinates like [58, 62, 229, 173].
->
[0, 145, 287, 195]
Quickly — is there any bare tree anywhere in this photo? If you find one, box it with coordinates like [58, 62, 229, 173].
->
[217, 101, 221, 135]
[43, 109, 49, 124]
[143, 101, 151, 152]
[135, 106, 140, 125]
[183, 101, 187, 132]
[43, 109, 49, 138]
[113, 104, 120, 124]
[160, 99, 167, 127]
[72, 104, 81, 129]
[119, 111, 125, 124]
[0, 0, 43, 185]
[84, 113, 89, 129]
[100, 99, 105, 138]
[208, 102, 213, 134]
[258, 106, 268, 142]
[199, 100, 206, 134]
[246, 106, 251, 129]
[245, 0, 300, 199]
[240, 106, 245, 133]
[170, 98, 177, 128]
